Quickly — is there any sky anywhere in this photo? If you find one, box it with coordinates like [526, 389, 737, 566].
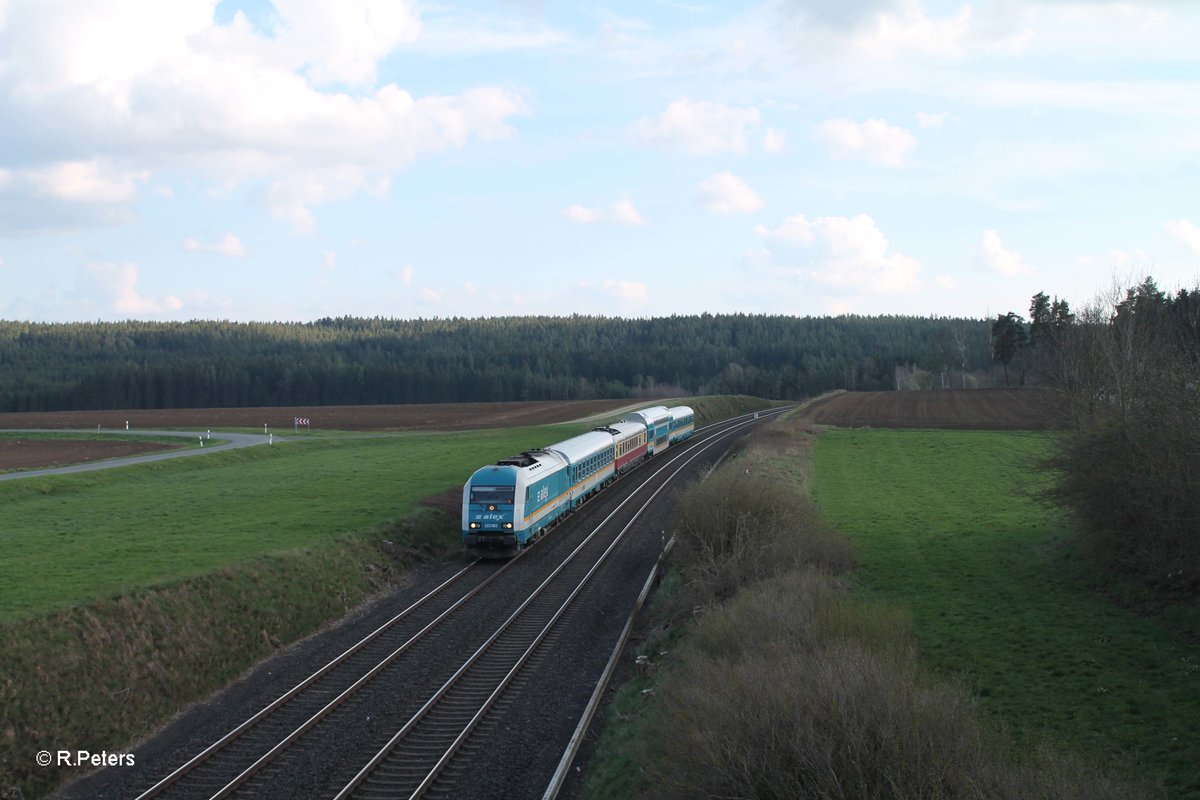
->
[1, 0, 1198, 323]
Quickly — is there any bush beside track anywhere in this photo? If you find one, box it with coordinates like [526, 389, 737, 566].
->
[0, 395, 772, 800]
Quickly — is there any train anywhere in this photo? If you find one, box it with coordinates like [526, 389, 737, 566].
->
[461, 404, 695, 557]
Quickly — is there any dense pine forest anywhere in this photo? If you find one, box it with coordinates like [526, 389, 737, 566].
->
[0, 315, 993, 411]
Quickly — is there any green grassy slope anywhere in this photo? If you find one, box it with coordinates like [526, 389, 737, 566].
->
[0, 424, 584, 620]
[814, 429, 1199, 797]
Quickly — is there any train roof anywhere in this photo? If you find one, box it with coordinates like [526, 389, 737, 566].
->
[545, 429, 614, 463]
[667, 405, 694, 418]
[622, 405, 670, 425]
[594, 420, 645, 440]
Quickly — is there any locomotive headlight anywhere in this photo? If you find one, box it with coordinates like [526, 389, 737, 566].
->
[504, 522, 513, 529]
[469, 522, 479, 529]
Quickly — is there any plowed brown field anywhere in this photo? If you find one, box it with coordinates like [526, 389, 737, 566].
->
[0, 399, 647, 472]
[0, 398, 643, 433]
[796, 388, 1057, 429]
[0, 438, 188, 471]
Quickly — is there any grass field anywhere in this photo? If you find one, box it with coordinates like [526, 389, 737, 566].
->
[814, 429, 1200, 797]
[0, 422, 585, 620]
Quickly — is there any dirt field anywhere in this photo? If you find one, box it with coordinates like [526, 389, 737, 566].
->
[0, 438, 189, 472]
[0, 399, 648, 472]
[796, 388, 1058, 430]
[0, 398, 644, 434]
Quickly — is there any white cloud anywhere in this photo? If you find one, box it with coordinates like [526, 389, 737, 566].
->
[1165, 219, 1200, 255]
[81, 262, 183, 316]
[322, 250, 337, 270]
[779, 0, 1032, 62]
[602, 278, 649, 305]
[696, 172, 764, 215]
[270, 0, 421, 87]
[26, 161, 148, 204]
[762, 127, 787, 153]
[628, 99, 761, 155]
[0, 1, 524, 235]
[782, 0, 903, 32]
[815, 118, 916, 166]
[755, 213, 921, 294]
[916, 110, 951, 128]
[974, 230, 1035, 276]
[183, 233, 245, 257]
[561, 198, 647, 226]
[400, 264, 415, 285]
[935, 274, 956, 290]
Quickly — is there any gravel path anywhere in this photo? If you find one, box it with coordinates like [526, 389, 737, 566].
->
[0, 429, 277, 482]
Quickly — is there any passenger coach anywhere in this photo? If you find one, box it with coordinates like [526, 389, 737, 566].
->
[621, 405, 671, 455]
[667, 405, 695, 443]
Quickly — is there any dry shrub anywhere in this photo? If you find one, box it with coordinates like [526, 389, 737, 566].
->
[671, 468, 854, 604]
[645, 573, 1138, 800]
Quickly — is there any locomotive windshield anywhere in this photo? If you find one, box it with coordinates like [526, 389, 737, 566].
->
[470, 485, 515, 505]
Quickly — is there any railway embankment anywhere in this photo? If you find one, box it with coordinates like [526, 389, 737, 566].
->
[0, 509, 458, 799]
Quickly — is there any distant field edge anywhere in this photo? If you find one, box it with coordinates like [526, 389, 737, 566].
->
[0, 398, 657, 433]
[795, 387, 1059, 430]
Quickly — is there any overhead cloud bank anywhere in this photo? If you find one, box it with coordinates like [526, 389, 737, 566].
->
[0, 0, 524, 236]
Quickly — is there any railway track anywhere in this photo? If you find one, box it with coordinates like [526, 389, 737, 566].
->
[336, 410, 782, 799]
[126, 408, 783, 800]
[131, 559, 517, 800]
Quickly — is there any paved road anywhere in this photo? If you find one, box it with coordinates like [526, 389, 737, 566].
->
[0, 429, 280, 482]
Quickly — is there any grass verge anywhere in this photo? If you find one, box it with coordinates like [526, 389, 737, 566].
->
[0, 423, 589, 621]
[813, 428, 1199, 797]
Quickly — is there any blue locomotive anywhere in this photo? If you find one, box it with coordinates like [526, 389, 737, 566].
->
[462, 404, 694, 556]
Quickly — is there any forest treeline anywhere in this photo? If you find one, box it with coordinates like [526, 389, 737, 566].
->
[997, 279, 1200, 598]
[0, 314, 994, 412]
